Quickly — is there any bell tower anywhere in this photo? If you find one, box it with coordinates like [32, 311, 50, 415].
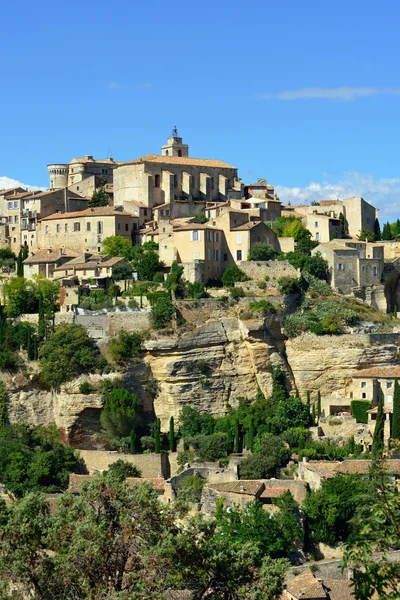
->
[161, 126, 189, 157]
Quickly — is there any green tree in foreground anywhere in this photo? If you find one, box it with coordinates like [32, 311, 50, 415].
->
[150, 294, 174, 329]
[154, 417, 161, 453]
[0, 382, 8, 426]
[100, 388, 137, 441]
[221, 264, 247, 287]
[89, 186, 109, 207]
[240, 435, 290, 480]
[372, 392, 385, 459]
[392, 378, 400, 440]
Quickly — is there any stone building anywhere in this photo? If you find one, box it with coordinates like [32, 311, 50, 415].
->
[37, 206, 139, 254]
[303, 212, 342, 243]
[113, 128, 241, 210]
[312, 240, 383, 294]
[23, 247, 79, 280]
[47, 156, 118, 191]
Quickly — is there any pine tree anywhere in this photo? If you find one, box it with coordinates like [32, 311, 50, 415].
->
[372, 391, 385, 459]
[89, 187, 109, 208]
[22, 243, 29, 260]
[130, 429, 136, 454]
[16, 250, 23, 277]
[247, 418, 254, 452]
[38, 295, 46, 342]
[382, 222, 394, 241]
[298, 434, 305, 451]
[311, 404, 316, 426]
[0, 382, 8, 426]
[234, 419, 240, 453]
[295, 388, 300, 400]
[374, 218, 381, 241]
[317, 391, 321, 422]
[392, 379, 400, 440]
[169, 416, 175, 452]
[154, 418, 161, 453]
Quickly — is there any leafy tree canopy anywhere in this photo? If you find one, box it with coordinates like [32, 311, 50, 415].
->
[100, 388, 137, 441]
[88, 186, 109, 207]
[221, 264, 248, 287]
[248, 243, 278, 261]
[240, 434, 291, 480]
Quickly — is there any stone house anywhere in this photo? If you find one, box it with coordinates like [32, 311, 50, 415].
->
[282, 569, 368, 600]
[303, 213, 342, 243]
[37, 206, 139, 254]
[23, 247, 79, 280]
[312, 240, 383, 294]
[0, 186, 27, 214]
[113, 129, 242, 210]
[48, 156, 118, 191]
[53, 254, 127, 285]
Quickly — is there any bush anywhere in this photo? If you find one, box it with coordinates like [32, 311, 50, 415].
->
[248, 243, 278, 261]
[176, 474, 205, 503]
[187, 433, 228, 462]
[240, 435, 290, 479]
[278, 277, 302, 296]
[108, 330, 143, 364]
[105, 459, 141, 481]
[79, 381, 96, 395]
[249, 300, 276, 314]
[40, 324, 100, 388]
[0, 350, 19, 371]
[152, 271, 165, 283]
[351, 400, 371, 424]
[186, 282, 208, 299]
[140, 435, 156, 452]
[128, 298, 139, 309]
[221, 265, 248, 287]
[280, 427, 311, 449]
[150, 295, 174, 329]
[100, 388, 137, 441]
[230, 286, 245, 299]
[179, 406, 215, 438]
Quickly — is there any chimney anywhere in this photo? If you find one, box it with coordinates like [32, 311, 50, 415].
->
[59, 248, 63, 257]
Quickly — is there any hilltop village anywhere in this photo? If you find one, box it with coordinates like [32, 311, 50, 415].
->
[1, 129, 400, 598]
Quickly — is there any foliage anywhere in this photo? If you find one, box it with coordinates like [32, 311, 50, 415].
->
[191, 213, 208, 223]
[280, 427, 311, 449]
[271, 394, 310, 434]
[272, 215, 305, 239]
[231, 286, 245, 299]
[372, 392, 385, 459]
[0, 382, 8, 426]
[40, 324, 100, 388]
[278, 276, 302, 295]
[100, 388, 137, 441]
[302, 272, 332, 295]
[392, 379, 400, 440]
[285, 251, 329, 281]
[271, 368, 288, 404]
[221, 264, 248, 287]
[79, 381, 96, 395]
[89, 186, 109, 207]
[3, 277, 38, 317]
[176, 474, 205, 503]
[169, 416, 175, 451]
[112, 261, 133, 283]
[381, 221, 394, 241]
[248, 243, 278, 261]
[0, 424, 77, 497]
[79, 288, 114, 311]
[165, 261, 185, 296]
[351, 400, 371, 424]
[108, 330, 143, 364]
[154, 417, 161, 453]
[249, 300, 276, 314]
[186, 432, 228, 462]
[13, 321, 36, 348]
[0, 247, 16, 270]
[303, 473, 376, 546]
[179, 406, 215, 438]
[358, 228, 376, 242]
[140, 435, 155, 452]
[133, 245, 160, 281]
[284, 298, 359, 337]
[342, 477, 400, 600]
[102, 235, 135, 259]
[105, 459, 141, 481]
[186, 281, 209, 298]
[150, 294, 174, 329]
[240, 434, 290, 479]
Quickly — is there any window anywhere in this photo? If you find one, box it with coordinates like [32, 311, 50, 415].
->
[87, 223, 91, 232]
[83, 270, 86, 276]
[74, 222, 80, 232]
[348, 263, 353, 270]
[154, 174, 160, 188]
[214, 232, 219, 243]
[56, 224, 60, 233]
[191, 230, 200, 241]
[98, 222, 103, 234]
[45, 225, 49, 234]
[214, 250, 220, 261]
[387, 395, 393, 405]
[178, 149, 182, 157]
[210, 177, 214, 189]
[387, 382, 393, 389]
[7, 202, 12, 210]
[207, 231, 211, 242]
[236, 250, 242, 260]
[314, 221, 319, 228]
[361, 382, 366, 388]
[14, 216, 18, 223]
[13, 202, 18, 209]
[102, 168, 108, 175]
[373, 266, 377, 277]
[125, 223, 129, 231]
[236, 233, 242, 244]
[193, 252, 199, 260]
[362, 392, 367, 399]
[173, 174, 178, 188]
[223, 253, 227, 261]
[8, 216, 12, 223]
[338, 263, 344, 270]
[315, 232, 320, 240]
[65, 224, 68, 232]
[117, 223, 121, 230]
[207, 248, 211, 260]
[76, 186, 80, 191]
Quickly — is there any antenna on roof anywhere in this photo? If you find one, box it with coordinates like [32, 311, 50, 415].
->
[107, 148, 113, 158]
[172, 125, 178, 137]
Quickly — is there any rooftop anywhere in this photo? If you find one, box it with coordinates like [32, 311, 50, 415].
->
[53, 254, 125, 271]
[69, 156, 117, 164]
[352, 365, 400, 379]
[231, 220, 263, 231]
[40, 206, 136, 221]
[23, 248, 79, 264]
[283, 570, 327, 599]
[302, 459, 400, 478]
[205, 480, 264, 496]
[119, 153, 236, 169]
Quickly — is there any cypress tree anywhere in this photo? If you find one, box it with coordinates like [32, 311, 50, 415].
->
[130, 429, 136, 454]
[16, 250, 23, 277]
[298, 434, 305, 451]
[392, 379, 400, 440]
[0, 382, 8, 426]
[234, 419, 240, 453]
[306, 391, 311, 425]
[154, 418, 161, 453]
[311, 404, 316, 426]
[317, 391, 322, 421]
[295, 388, 300, 400]
[27, 329, 32, 360]
[169, 416, 175, 452]
[33, 335, 38, 361]
[372, 391, 385, 459]
[247, 417, 254, 452]
[374, 218, 381, 241]
[38, 295, 46, 342]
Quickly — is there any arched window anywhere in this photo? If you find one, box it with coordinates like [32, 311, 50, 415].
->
[178, 150, 182, 157]
[154, 174, 160, 188]
[165, 150, 169, 156]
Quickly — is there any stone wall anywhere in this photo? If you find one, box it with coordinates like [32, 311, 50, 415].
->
[236, 260, 298, 281]
[79, 450, 171, 478]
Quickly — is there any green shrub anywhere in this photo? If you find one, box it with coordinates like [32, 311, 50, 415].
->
[230, 286, 245, 299]
[0, 350, 19, 371]
[278, 277, 302, 295]
[221, 264, 248, 287]
[128, 298, 139, 309]
[140, 435, 156, 452]
[176, 474, 205, 503]
[248, 243, 278, 261]
[187, 282, 208, 299]
[187, 433, 228, 462]
[249, 300, 276, 314]
[105, 459, 141, 481]
[108, 330, 143, 364]
[100, 388, 137, 441]
[351, 400, 371, 424]
[152, 271, 165, 283]
[150, 295, 174, 329]
[79, 381, 96, 395]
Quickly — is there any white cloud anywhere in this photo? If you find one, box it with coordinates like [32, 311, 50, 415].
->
[137, 82, 152, 89]
[0, 176, 44, 192]
[259, 86, 400, 101]
[275, 172, 400, 220]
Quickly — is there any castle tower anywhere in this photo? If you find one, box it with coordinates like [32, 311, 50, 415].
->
[161, 126, 189, 157]
[47, 164, 68, 190]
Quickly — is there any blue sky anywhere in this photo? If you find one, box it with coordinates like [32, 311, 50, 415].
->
[1, 0, 400, 218]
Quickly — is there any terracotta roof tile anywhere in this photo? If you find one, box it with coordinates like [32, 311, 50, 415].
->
[231, 221, 263, 231]
[205, 480, 264, 496]
[352, 365, 400, 379]
[40, 207, 137, 221]
[23, 248, 79, 264]
[260, 487, 287, 498]
[284, 570, 327, 599]
[119, 153, 236, 169]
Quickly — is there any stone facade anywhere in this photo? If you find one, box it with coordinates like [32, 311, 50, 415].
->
[48, 156, 117, 190]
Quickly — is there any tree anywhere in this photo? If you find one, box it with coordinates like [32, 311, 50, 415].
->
[40, 324, 100, 388]
[247, 417, 255, 451]
[372, 391, 385, 459]
[154, 418, 161, 453]
[179, 406, 215, 438]
[382, 221, 394, 241]
[311, 404, 316, 426]
[248, 243, 278, 261]
[0, 382, 8, 426]
[374, 218, 381, 241]
[306, 390, 311, 425]
[108, 330, 143, 364]
[105, 459, 141, 481]
[342, 478, 400, 600]
[358, 228, 376, 242]
[112, 261, 133, 289]
[240, 435, 290, 480]
[88, 186, 109, 207]
[100, 388, 137, 441]
[16, 249, 24, 277]
[102, 235, 135, 259]
[392, 378, 400, 440]
[150, 294, 174, 329]
[303, 473, 376, 546]
[185, 433, 228, 462]
[3, 277, 38, 317]
[221, 264, 247, 287]
[270, 368, 287, 404]
[271, 394, 310, 434]
[169, 416, 175, 452]
[234, 419, 240, 453]
[317, 391, 321, 421]
[130, 429, 136, 454]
